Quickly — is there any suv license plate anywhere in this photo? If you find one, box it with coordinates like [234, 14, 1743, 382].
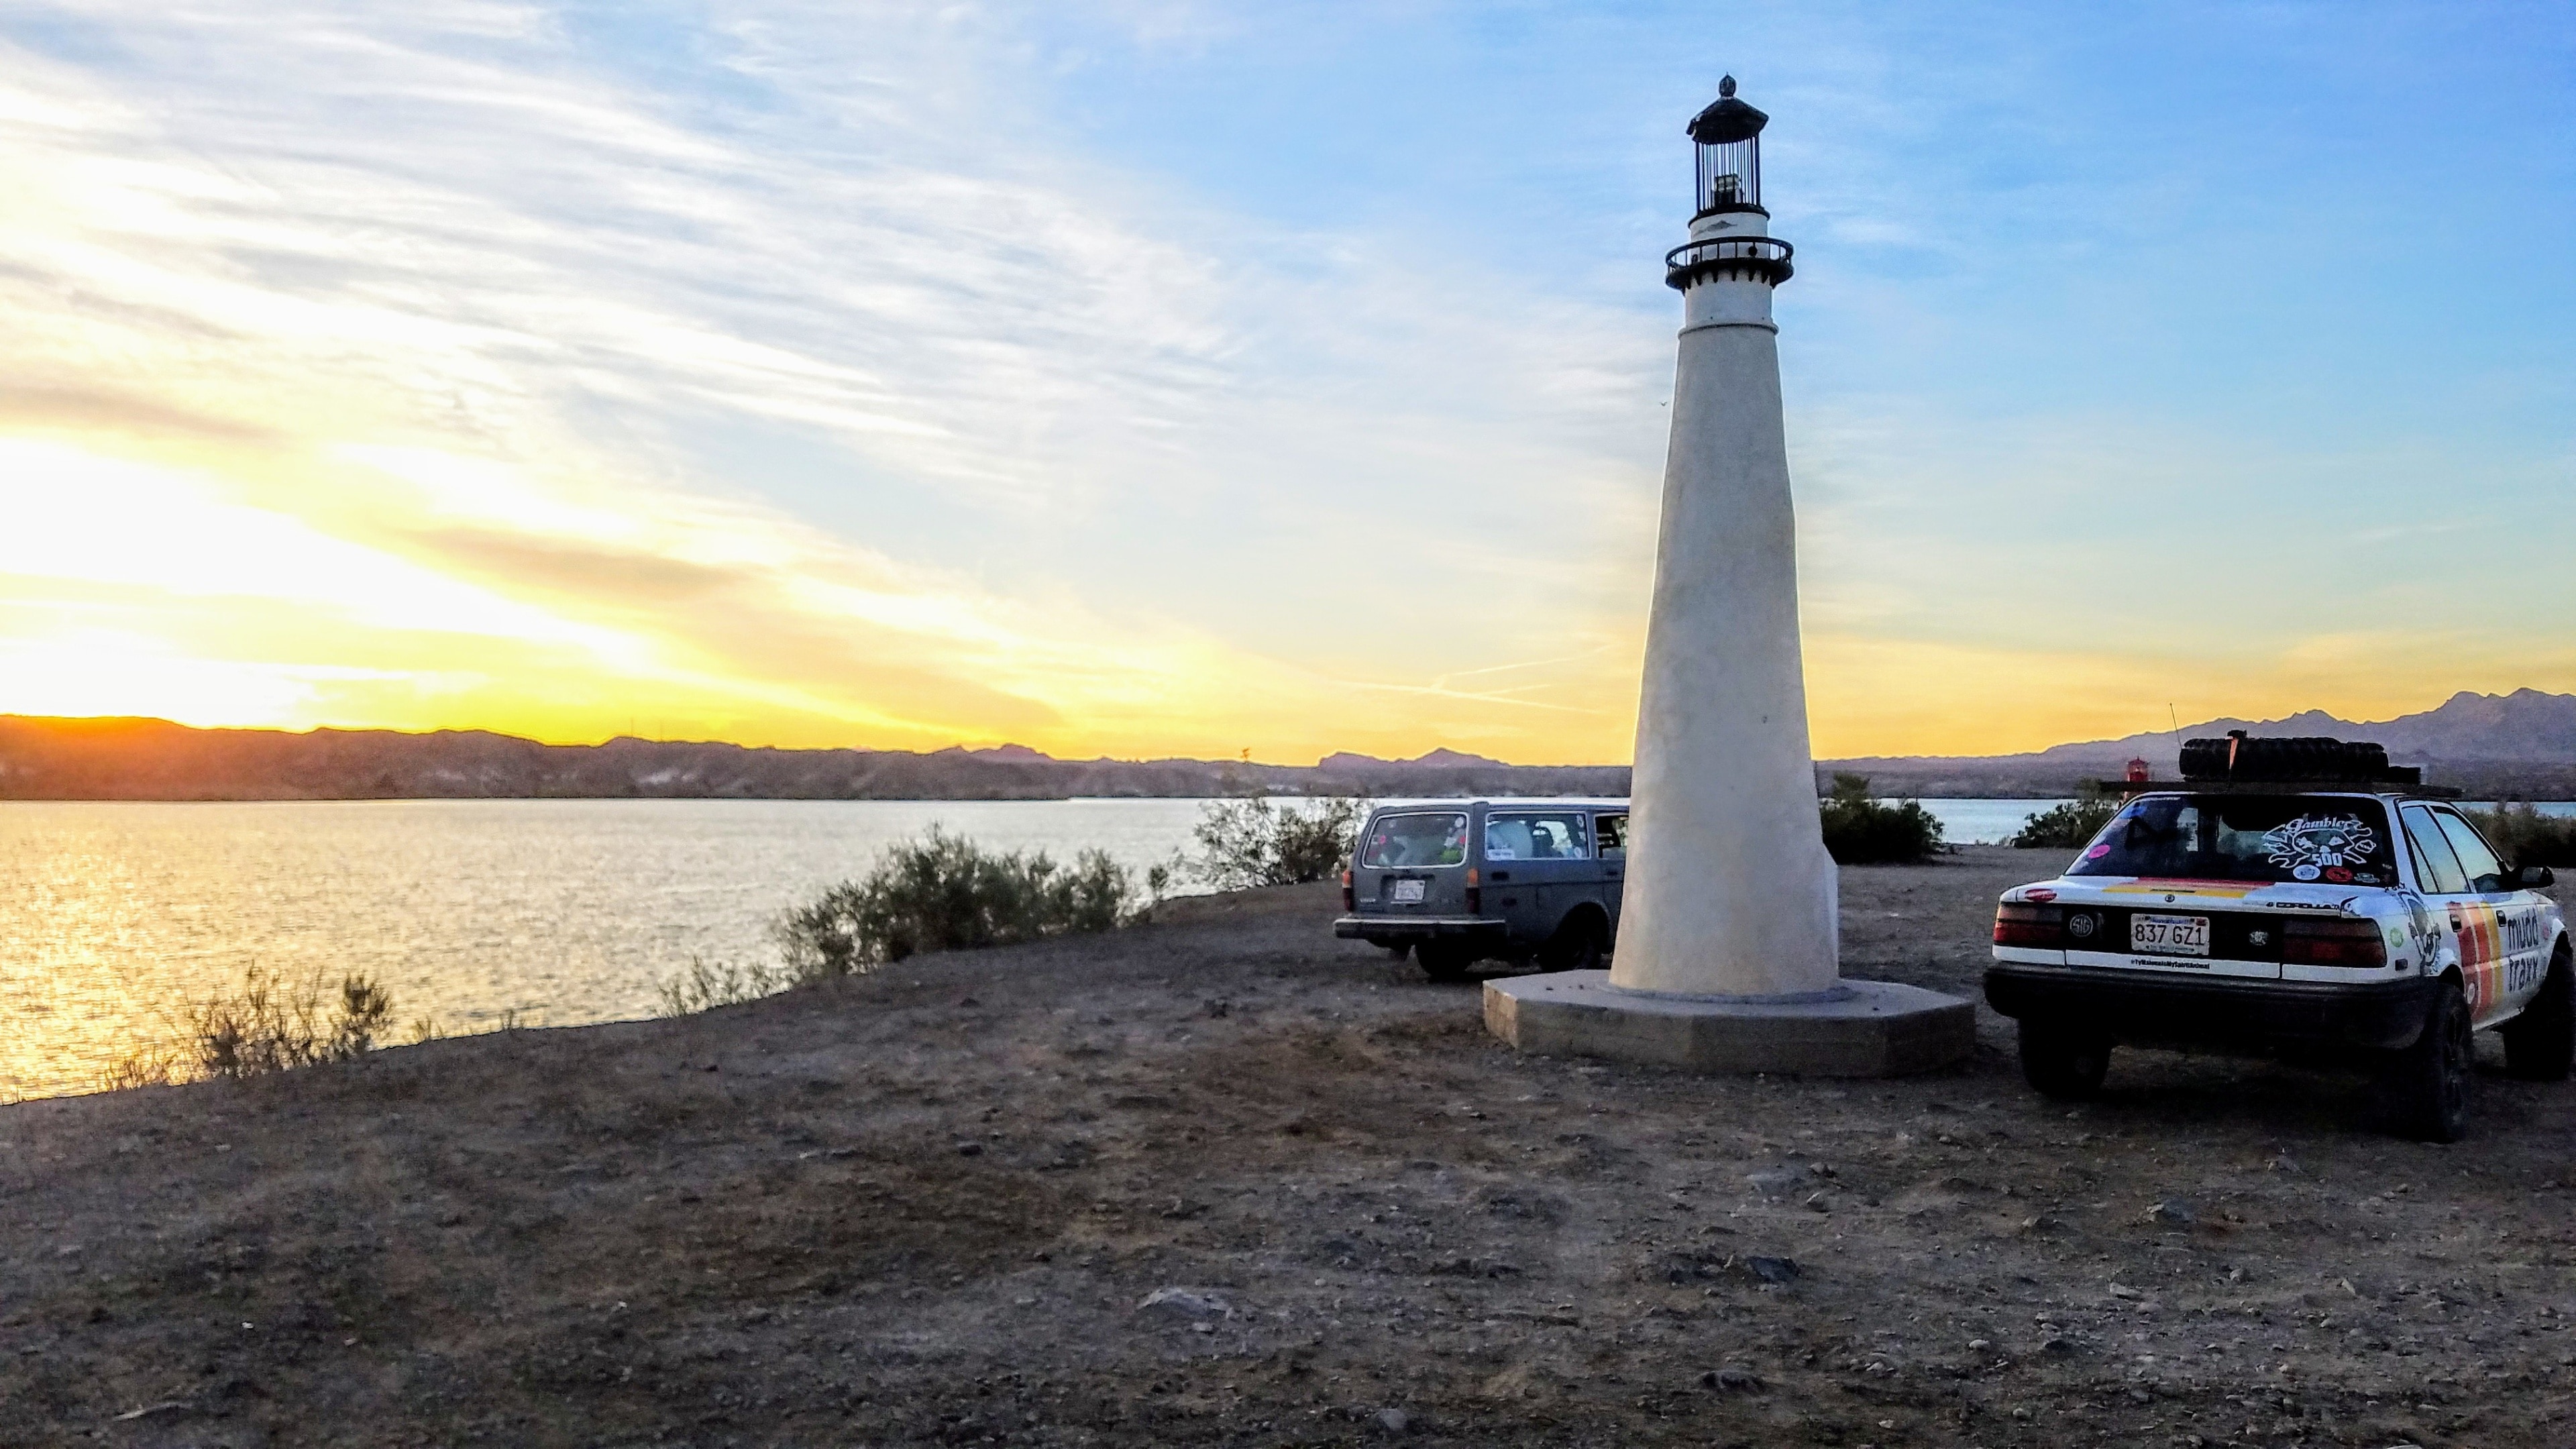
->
[2131, 913, 2210, 957]
[1389, 879, 1426, 904]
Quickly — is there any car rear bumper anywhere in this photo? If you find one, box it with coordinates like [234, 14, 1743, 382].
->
[1336, 914, 1508, 944]
[1984, 963, 2438, 1053]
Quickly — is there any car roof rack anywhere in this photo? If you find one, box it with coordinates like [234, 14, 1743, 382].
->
[2092, 779, 2461, 800]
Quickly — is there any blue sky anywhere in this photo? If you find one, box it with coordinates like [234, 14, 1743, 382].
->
[1, 1, 2570, 761]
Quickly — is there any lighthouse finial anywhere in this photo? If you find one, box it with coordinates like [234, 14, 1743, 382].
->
[1719, 75, 1735, 97]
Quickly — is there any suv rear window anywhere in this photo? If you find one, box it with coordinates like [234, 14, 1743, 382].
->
[2069, 794, 2396, 886]
[1360, 812, 1468, 868]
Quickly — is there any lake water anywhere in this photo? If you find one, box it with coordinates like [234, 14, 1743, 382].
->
[9, 794, 2559, 1104]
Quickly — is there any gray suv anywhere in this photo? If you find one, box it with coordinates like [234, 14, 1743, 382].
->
[1334, 798, 1628, 980]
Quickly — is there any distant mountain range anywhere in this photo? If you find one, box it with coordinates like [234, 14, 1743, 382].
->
[5, 689, 2574, 801]
[1827, 689, 2576, 799]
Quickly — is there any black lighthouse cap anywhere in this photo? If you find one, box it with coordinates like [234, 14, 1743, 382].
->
[1686, 76, 1768, 145]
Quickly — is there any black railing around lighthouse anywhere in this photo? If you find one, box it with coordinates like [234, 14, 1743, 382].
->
[1663, 235, 1794, 291]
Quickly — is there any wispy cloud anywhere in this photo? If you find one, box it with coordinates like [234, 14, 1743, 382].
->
[1, 2, 2569, 762]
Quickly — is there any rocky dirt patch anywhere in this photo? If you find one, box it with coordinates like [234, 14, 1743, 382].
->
[4, 847, 2573, 1446]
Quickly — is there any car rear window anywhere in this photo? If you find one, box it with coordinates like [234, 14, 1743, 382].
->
[2068, 794, 2396, 886]
[1360, 812, 1468, 868]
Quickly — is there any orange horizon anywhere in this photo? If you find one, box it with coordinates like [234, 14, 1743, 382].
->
[8, 685, 2563, 771]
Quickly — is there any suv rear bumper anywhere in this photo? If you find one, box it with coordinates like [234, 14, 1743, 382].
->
[1985, 963, 2438, 1053]
[1336, 914, 1508, 945]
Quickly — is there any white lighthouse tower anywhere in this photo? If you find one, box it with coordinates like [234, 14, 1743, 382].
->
[1485, 79, 1974, 1076]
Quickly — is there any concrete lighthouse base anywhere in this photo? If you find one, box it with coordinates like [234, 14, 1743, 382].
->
[1483, 971, 1974, 1078]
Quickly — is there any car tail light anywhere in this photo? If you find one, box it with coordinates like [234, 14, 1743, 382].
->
[1993, 902, 2065, 947]
[2283, 916, 2387, 968]
[1341, 868, 1354, 912]
[1465, 867, 1481, 917]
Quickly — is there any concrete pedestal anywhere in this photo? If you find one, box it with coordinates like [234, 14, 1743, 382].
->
[1484, 971, 1974, 1078]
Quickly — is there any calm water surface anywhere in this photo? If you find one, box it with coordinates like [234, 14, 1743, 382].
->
[16, 794, 2542, 1103]
[0, 798, 1217, 1102]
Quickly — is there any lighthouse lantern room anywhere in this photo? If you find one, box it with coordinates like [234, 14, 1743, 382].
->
[1687, 75, 1766, 216]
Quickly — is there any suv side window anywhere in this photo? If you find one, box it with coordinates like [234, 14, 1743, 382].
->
[1485, 812, 1591, 861]
[2430, 808, 2508, 892]
[2402, 804, 2469, 894]
[1594, 812, 1627, 857]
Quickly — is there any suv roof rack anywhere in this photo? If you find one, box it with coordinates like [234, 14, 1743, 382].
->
[2092, 778, 2461, 799]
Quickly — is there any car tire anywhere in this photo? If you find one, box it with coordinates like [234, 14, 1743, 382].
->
[2017, 1020, 2110, 1099]
[2381, 979, 2473, 1142]
[1416, 942, 1476, 982]
[1538, 915, 1605, 973]
[2502, 945, 2574, 1083]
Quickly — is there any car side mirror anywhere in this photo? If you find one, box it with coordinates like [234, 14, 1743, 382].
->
[2518, 864, 2556, 890]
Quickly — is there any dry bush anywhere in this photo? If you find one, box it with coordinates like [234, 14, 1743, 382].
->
[773, 827, 1155, 979]
[1190, 796, 1364, 890]
[98, 969, 398, 1091]
[657, 955, 786, 1016]
[2010, 791, 2121, 850]
[1819, 773, 1945, 864]
[2463, 803, 2576, 868]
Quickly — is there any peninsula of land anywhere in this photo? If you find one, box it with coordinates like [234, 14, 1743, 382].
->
[5, 690, 2575, 802]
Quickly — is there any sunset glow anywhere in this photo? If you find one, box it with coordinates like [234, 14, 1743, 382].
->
[4, 6, 2571, 763]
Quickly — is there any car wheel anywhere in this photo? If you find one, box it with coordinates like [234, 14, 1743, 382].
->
[1416, 942, 1476, 982]
[2502, 945, 2574, 1082]
[2382, 979, 2473, 1142]
[2017, 1019, 2110, 1099]
[1538, 915, 1604, 973]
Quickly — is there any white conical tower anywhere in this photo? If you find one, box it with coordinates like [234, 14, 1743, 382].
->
[1613, 75, 1839, 999]
[1484, 78, 1972, 1076]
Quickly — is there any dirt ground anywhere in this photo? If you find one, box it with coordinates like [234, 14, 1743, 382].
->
[5, 845, 2576, 1448]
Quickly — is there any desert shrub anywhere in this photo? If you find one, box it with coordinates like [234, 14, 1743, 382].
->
[1817, 772, 1945, 865]
[2010, 791, 2121, 850]
[774, 827, 1153, 977]
[2463, 803, 2576, 868]
[1189, 796, 1365, 890]
[101, 969, 398, 1089]
[657, 955, 786, 1016]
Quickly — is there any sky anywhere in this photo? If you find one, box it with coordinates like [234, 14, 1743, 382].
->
[1, 1, 2571, 764]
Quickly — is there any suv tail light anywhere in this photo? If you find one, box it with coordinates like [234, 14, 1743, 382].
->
[1993, 902, 2065, 947]
[2283, 916, 2387, 968]
[1465, 867, 1481, 917]
[1341, 868, 1354, 912]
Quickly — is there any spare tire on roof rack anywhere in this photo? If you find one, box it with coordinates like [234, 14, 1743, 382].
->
[2178, 732, 2396, 784]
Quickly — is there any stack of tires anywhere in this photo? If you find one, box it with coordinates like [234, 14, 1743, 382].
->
[2178, 733, 2393, 784]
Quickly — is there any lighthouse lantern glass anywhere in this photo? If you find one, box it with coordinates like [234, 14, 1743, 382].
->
[1695, 136, 1761, 215]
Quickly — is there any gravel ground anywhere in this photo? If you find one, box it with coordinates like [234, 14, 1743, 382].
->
[4, 845, 2574, 1447]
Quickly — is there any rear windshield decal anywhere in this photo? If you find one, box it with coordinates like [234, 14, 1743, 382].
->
[2262, 814, 2379, 882]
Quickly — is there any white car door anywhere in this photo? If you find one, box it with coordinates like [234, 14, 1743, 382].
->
[2400, 804, 2483, 1014]
[2428, 806, 2553, 1022]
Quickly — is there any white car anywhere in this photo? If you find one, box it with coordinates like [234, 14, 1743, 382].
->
[1985, 742, 2568, 1141]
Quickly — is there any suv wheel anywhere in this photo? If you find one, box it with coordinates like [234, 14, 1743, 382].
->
[1538, 915, 1605, 973]
[2502, 945, 2574, 1082]
[1416, 942, 1477, 982]
[2017, 1020, 2110, 1099]
[2382, 979, 2473, 1142]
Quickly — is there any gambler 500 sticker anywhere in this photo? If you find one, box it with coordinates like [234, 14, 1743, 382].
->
[2262, 814, 2379, 883]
